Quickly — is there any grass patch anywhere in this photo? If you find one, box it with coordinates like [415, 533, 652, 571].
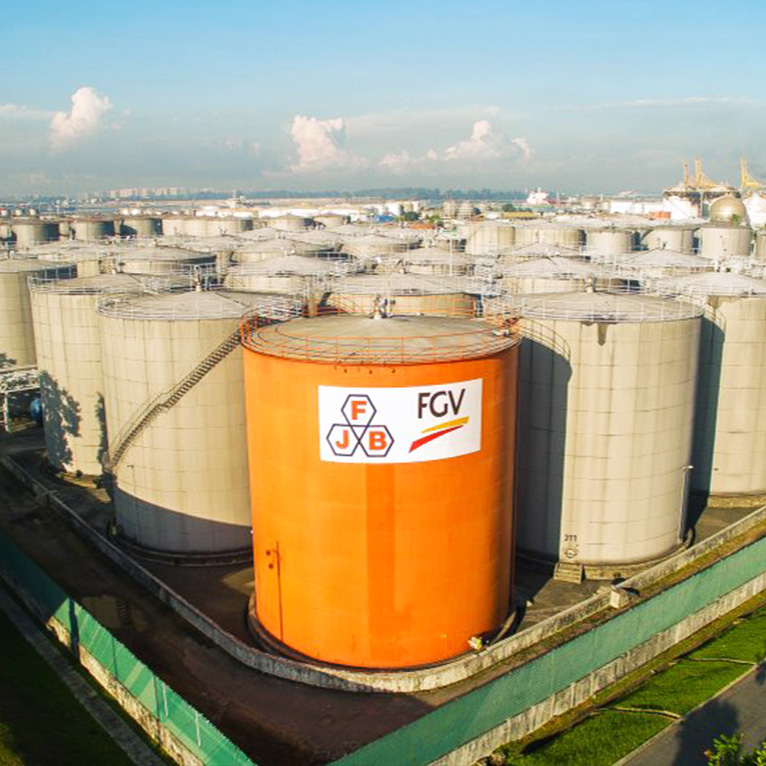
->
[507, 710, 671, 765]
[615, 659, 748, 715]
[0, 608, 135, 766]
[689, 615, 766, 663]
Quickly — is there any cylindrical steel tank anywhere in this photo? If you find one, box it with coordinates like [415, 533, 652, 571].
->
[242, 311, 519, 668]
[0, 259, 74, 371]
[208, 217, 254, 236]
[402, 246, 473, 276]
[98, 290, 299, 554]
[266, 214, 313, 231]
[697, 225, 752, 259]
[223, 255, 344, 294]
[619, 249, 713, 281]
[29, 274, 151, 475]
[585, 227, 634, 255]
[464, 222, 516, 256]
[510, 292, 701, 571]
[73, 218, 115, 241]
[513, 223, 585, 250]
[659, 273, 766, 500]
[104, 246, 214, 275]
[755, 230, 766, 261]
[120, 217, 162, 238]
[314, 213, 348, 228]
[641, 226, 695, 253]
[498, 257, 603, 294]
[324, 272, 477, 316]
[11, 219, 59, 248]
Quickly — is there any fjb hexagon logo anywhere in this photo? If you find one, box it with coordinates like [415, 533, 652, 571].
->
[319, 381, 483, 464]
[326, 395, 394, 458]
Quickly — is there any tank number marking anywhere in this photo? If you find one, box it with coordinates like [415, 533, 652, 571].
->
[564, 534, 578, 543]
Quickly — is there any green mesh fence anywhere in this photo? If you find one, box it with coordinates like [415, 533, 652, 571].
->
[332, 535, 766, 766]
[0, 529, 255, 766]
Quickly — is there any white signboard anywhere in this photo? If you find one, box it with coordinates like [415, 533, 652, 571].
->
[318, 379, 482, 464]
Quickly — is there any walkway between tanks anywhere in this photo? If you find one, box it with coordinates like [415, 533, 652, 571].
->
[622, 664, 766, 766]
[0, 584, 166, 766]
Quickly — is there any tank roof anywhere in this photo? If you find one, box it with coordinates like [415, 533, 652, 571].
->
[242, 313, 518, 364]
[0, 258, 70, 273]
[506, 291, 702, 322]
[509, 242, 583, 257]
[328, 272, 463, 295]
[500, 256, 596, 277]
[626, 250, 712, 269]
[658, 272, 766, 297]
[98, 289, 300, 321]
[228, 255, 341, 276]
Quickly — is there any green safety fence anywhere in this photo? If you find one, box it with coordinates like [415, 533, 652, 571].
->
[0, 529, 255, 766]
[331, 535, 766, 765]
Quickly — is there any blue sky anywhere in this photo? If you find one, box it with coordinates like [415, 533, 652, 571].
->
[2, 0, 765, 194]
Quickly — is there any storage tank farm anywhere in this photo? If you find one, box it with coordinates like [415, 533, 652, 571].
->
[508, 291, 702, 577]
[97, 289, 301, 555]
[241, 299, 520, 669]
[657, 272, 766, 502]
[0, 259, 74, 371]
[29, 273, 161, 476]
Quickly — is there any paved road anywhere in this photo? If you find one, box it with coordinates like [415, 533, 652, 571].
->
[624, 663, 766, 766]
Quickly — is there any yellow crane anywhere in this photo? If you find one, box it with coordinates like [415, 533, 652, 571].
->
[740, 157, 765, 190]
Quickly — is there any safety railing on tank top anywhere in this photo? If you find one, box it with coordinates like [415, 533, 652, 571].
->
[239, 294, 521, 365]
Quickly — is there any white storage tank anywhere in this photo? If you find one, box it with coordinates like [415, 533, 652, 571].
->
[464, 222, 516, 256]
[29, 273, 153, 476]
[697, 225, 752, 259]
[120, 217, 162, 238]
[510, 291, 701, 574]
[585, 227, 635, 256]
[402, 246, 473, 276]
[223, 255, 347, 294]
[314, 213, 348, 228]
[11, 219, 60, 248]
[266, 214, 313, 231]
[98, 290, 301, 554]
[513, 222, 585, 249]
[73, 218, 115, 241]
[325, 272, 477, 316]
[659, 273, 766, 501]
[104, 245, 214, 275]
[0, 259, 74, 371]
[619, 249, 714, 281]
[498, 257, 601, 294]
[641, 225, 695, 253]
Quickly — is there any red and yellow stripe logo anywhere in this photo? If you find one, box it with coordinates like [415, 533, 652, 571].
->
[409, 417, 470, 453]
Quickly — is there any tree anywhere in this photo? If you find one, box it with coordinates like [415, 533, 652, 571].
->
[705, 734, 766, 765]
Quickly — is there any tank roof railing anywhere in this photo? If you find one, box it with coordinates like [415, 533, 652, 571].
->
[240, 298, 521, 365]
[503, 291, 703, 323]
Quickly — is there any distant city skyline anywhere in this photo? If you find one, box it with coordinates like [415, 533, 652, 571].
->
[2, 0, 765, 195]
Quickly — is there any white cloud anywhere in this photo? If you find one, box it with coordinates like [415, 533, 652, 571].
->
[444, 120, 532, 163]
[50, 86, 112, 151]
[0, 104, 53, 120]
[288, 114, 367, 173]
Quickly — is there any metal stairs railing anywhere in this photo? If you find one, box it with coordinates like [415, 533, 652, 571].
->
[103, 330, 241, 473]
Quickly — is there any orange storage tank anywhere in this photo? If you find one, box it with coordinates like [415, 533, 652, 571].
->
[241, 312, 519, 669]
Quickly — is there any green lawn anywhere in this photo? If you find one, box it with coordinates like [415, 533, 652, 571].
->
[507, 710, 671, 766]
[0, 607, 135, 766]
[616, 659, 748, 715]
[689, 615, 766, 663]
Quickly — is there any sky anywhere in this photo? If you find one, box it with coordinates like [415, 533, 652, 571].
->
[2, 0, 766, 195]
